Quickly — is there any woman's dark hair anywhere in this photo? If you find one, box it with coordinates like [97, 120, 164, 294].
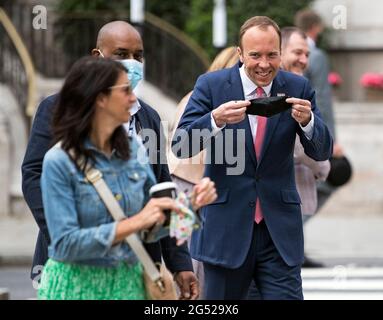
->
[52, 56, 130, 171]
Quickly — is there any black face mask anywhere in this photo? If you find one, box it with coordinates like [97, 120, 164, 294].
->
[246, 96, 292, 117]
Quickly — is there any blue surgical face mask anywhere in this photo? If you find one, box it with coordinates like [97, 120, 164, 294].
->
[96, 50, 143, 90]
[119, 59, 144, 90]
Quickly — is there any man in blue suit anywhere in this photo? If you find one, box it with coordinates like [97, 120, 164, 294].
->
[22, 21, 199, 299]
[173, 16, 333, 299]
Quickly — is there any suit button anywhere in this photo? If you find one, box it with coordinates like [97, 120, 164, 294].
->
[249, 201, 255, 208]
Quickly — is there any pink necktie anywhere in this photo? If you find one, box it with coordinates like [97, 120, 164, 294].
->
[254, 87, 267, 224]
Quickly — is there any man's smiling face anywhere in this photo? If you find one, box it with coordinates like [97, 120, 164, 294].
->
[238, 25, 281, 87]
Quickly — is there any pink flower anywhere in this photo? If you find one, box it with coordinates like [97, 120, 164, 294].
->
[328, 72, 342, 87]
[360, 73, 383, 90]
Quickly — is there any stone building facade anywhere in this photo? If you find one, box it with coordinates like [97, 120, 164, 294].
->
[313, 0, 383, 101]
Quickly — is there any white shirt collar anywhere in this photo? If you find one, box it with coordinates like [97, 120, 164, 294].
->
[307, 36, 316, 50]
[239, 64, 273, 97]
[130, 99, 142, 117]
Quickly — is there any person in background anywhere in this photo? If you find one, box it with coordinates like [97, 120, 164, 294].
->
[280, 27, 331, 267]
[167, 46, 239, 298]
[295, 9, 345, 212]
[38, 56, 216, 299]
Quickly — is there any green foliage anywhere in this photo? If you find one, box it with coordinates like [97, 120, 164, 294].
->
[145, 0, 192, 30]
[226, 0, 313, 46]
[146, 0, 312, 59]
[53, 0, 315, 96]
[56, 0, 127, 12]
[184, 0, 215, 58]
[55, 0, 313, 61]
[54, 0, 130, 74]
[145, 0, 217, 57]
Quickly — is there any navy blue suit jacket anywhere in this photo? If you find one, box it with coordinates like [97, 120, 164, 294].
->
[174, 65, 333, 268]
[22, 94, 192, 278]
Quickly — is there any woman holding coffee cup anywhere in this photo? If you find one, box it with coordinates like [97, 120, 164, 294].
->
[38, 57, 216, 300]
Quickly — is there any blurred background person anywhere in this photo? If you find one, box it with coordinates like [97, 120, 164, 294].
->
[295, 9, 346, 211]
[281, 27, 331, 267]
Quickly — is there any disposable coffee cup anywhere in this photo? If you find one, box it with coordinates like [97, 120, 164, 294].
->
[149, 182, 177, 226]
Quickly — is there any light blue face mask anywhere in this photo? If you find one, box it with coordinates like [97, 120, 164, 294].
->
[119, 59, 144, 90]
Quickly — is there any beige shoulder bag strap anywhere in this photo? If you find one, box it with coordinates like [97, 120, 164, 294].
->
[84, 167, 167, 292]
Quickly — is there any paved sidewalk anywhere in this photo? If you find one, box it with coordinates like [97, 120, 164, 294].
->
[1, 212, 383, 267]
[305, 216, 383, 266]
[0, 213, 37, 266]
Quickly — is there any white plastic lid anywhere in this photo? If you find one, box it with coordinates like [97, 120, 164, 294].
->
[149, 182, 177, 195]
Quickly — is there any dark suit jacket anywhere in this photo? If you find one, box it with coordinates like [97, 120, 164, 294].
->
[174, 65, 333, 268]
[22, 94, 192, 279]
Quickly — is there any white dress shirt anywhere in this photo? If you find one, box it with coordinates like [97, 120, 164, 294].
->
[307, 36, 316, 50]
[123, 100, 142, 139]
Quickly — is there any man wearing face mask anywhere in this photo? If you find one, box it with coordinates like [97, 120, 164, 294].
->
[22, 21, 200, 299]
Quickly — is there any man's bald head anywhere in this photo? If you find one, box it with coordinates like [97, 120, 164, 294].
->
[92, 21, 144, 62]
[96, 21, 139, 47]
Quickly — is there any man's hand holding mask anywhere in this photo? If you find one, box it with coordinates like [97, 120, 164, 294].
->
[212, 100, 250, 128]
[286, 97, 312, 127]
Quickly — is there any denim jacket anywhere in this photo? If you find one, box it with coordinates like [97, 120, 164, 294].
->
[41, 137, 156, 267]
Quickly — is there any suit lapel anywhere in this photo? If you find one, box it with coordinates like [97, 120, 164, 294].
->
[257, 71, 286, 167]
[134, 99, 150, 130]
[225, 65, 258, 168]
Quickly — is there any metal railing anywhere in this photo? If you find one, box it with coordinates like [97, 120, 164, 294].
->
[143, 12, 210, 100]
[0, 7, 36, 121]
[1, 1, 210, 102]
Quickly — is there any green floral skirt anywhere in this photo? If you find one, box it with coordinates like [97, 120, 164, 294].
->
[38, 259, 147, 300]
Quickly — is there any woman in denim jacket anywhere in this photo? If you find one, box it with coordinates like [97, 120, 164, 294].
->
[38, 57, 216, 300]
